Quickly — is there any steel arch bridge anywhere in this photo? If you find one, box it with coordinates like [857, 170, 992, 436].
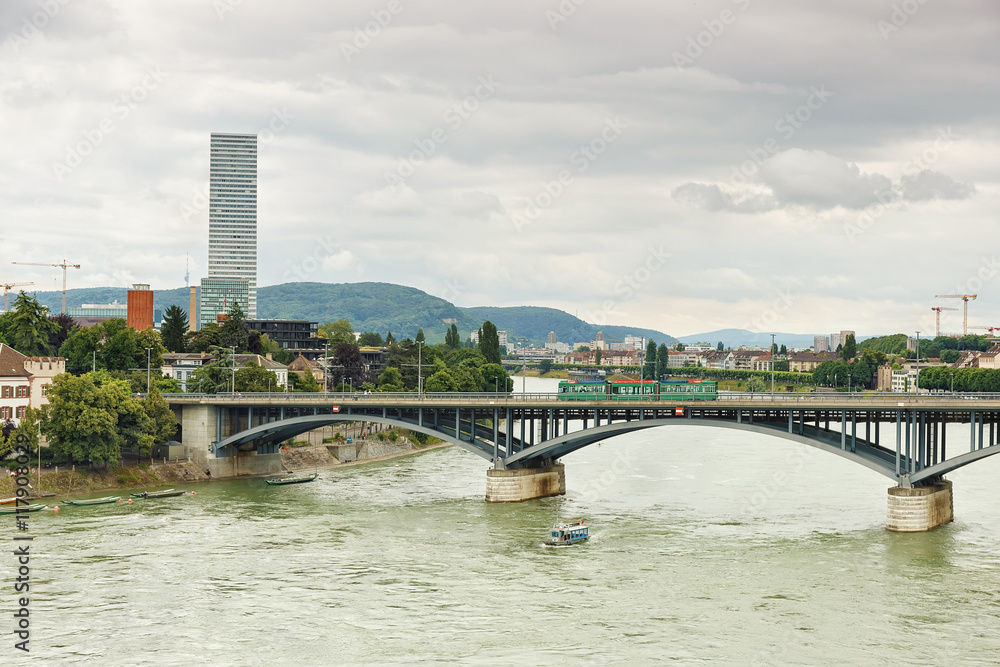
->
[168, 393, 1000, 489]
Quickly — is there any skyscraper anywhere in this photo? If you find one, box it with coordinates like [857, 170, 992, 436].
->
[204, 132, 257, 323]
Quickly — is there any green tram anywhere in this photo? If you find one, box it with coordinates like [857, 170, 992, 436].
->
[556, 379, 718, 401]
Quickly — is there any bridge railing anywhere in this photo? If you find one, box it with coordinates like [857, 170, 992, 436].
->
[161, 391, 1000, 404]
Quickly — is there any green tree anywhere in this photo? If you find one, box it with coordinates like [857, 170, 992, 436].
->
[187, 323, 222, 353]
[101, 319, 139, 372]
[643, 340, 657, 380]
[676, 343, 685, 351]
[358, 331, 384, 347]
[480, 363, 512, 392]
[771, 342, 779, 355]
[385, 330, 395, 345]
[161, 305, 189, 352]
[235, 362, 280, 392]
[841, 333, 857, 361]
[425, 369, 457, 392]
[415, 328, 425, 343]
[656, 343, 669, 380]
[0, 406, 40, 458]
[139, 388, 178, 445]
[41, 372, 131, 466]
[445, 324, 460, 349]
[59, 325, 103, 374]
[376, 367, 405, 392]
[595, 348, 602, 365]
[717, 341, 724, 351]
[478, 321, 501, 364]
[538, 359, 553, 375]
[220, 302, 249, 352]
[940, 349, 961, 364]
[745, 376, 767, 393]
[290, 370, 321, 392]
[5, 291, 59, 356]
[779, 344, 787, 355]
[320, 319, 355, 346]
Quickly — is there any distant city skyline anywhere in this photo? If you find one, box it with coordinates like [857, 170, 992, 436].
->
[2, 1, 997, 337]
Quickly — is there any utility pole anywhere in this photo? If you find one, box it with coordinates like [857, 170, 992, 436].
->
[770, 333, 776, 398]
[146, 347, 152, 393]
[11, 260, 80, 315]
[915, 331, 920, 393]
[416, 340, 424, 397]
[323, 340, 329, 393]
[231, 346, 237, 394]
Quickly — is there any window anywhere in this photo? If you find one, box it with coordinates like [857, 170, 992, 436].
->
[1, 386, 9, 398]
[16, 406, 25, 419]
[16, 386, 28, 398]
[0, 407, 10, 420]
[41, 384, 48, 396]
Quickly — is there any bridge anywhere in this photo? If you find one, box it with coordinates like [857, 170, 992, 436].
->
[165, 391, 1000, 532]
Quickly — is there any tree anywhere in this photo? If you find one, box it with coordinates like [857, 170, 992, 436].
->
[385, 330, 395, 345]
[376, 367, 405, 392]
[771, 342, 779, 355]
[444, 324, 460, 349]
[415, 328, 425, 343]
[478, 321, 501, 364]
[48, 313, 76, 352]
[187, 322, 222, 352]
[332, 343, 366, 387]
[779, 344, 787, 355]
[220, 301, 249, 352]
[320, 319, 355, 346]
[480, 363, 512, 392]
[746, 376, 767, 393]
[940, 349, 961, 364]
[595, 348, 602, 365]
[235, 362, 280, 392]
[538, 359, 553, 375]
[59, 325, 103, 374]
[139, 388, 178, 445]
[0, 406, 40, 458]
[358, 331, 384, 347]
[425, 369, 457, 392]
[676, 343, 685, 352]
[841, 333, 857, 361]
[102, 319, 139, 372]
[289, 370, 320, 392]
[42, 372, 131, 466]
[161, 305, 189, 352]
[656, 343, 669, 380]
[643, 340, 657, 380]
[4, 292, 59, 356]
[717, 341, 724, 351]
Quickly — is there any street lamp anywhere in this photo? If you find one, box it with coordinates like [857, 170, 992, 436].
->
[145, 347, 152, 394]
[231, 346, 237, 394]
[915, 331, 920, 393]
[770, 333, 776, 398]
[950, 372, 955, 394]
[323, 340, 329, 393]
[415, 340, 425, 397]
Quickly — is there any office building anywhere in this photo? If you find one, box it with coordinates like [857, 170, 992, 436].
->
[207, 132, 257, 318]
[127, 284, 154, 331]
[199, 277, 249, 328]
[246, 319, 326, 361]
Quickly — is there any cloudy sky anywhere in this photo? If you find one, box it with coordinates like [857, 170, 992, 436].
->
[2, 0, 998, 337]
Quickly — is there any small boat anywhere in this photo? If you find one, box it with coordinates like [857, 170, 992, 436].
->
[265, 472, 319, 486]
[62, 496, 122, 506]
[543, 519, 590, 546]
[130, 489, 186, 499]
[0, 497, 18, 506]
[0, 504, 48, 514]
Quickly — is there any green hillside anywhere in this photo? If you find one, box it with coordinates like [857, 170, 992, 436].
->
[21, 281, 673, 346]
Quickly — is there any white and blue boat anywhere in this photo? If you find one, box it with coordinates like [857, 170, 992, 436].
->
[544, 519, 589, 546]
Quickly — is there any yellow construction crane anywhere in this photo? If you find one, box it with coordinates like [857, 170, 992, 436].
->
[930, 306, 959, 337]
[1, 281, 34, 311]
[11, 260, 81, 315]
[934, 294, 977, 336]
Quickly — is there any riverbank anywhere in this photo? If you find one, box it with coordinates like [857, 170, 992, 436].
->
[0, 441, 454, 500]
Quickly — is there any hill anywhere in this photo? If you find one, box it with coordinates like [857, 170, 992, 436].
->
[18, 282, 672, 346]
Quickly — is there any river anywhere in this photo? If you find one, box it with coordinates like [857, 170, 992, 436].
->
[7, 377, 1000, 665]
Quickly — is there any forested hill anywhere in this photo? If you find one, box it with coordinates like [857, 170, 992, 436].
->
[25, 281, 674, 346]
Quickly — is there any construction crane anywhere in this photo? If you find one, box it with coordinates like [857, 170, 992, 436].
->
[1, 282, 34, 311]
[931, 306, 959, 337]
[934, 294, 977, 336]
[11, 260, 81, 315]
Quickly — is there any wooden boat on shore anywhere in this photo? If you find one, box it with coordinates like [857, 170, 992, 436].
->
[130, 489, 186, 499]
[63, 496, 122, 506]
[543, 520, 589, 546]
[0, 504, 48, 514]
[265, 472, 319, 486]
[0, 497, 17, 505]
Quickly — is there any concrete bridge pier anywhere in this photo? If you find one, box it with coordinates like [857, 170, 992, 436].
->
[886, 480, 953, 532]
[485, 464, 566, 502]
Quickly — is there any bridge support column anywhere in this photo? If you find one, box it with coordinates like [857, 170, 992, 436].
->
[886, 480, 953, 532]
[485, 464, 565, 503]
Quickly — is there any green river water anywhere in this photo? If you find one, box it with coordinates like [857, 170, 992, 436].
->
[5, 378, 1000, 665]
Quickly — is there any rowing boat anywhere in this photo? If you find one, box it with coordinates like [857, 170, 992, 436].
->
[0, 497, 17, 505]
[0, 504, 48, 514]
[62, 496, 122, 506]
[130, 489, 186, 499]
[265, 472, 319, 486]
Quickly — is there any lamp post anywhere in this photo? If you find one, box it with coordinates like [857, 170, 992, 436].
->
[145, 347, 152, 393]
[950, 372, 955, 394]
[770, 333, 776, 398]
[915, 331, 920, 393]
[416, 340, 424, 397]
[231, 346, 237, 394]
[323, 340, 329, 393]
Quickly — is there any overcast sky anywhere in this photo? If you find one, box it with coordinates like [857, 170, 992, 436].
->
[2, 0, 998, 337]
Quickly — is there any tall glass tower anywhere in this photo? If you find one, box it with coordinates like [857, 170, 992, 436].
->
[206, 132, 257, 320]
